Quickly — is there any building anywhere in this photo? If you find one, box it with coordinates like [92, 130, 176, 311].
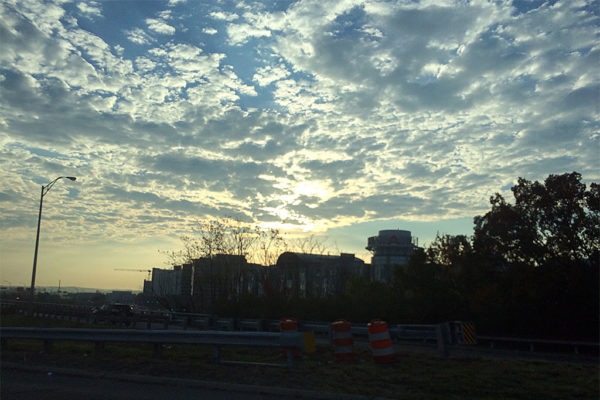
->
[149, 264, 193, 297]
[274, 252, 367, 297]
[366, 230, 417, 282]
[142, 279, 153, 295]
[192, 254, 266, 311]
[141, 229, 418, 306]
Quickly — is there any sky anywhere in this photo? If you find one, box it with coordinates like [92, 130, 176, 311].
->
[0, 0, 598, 291]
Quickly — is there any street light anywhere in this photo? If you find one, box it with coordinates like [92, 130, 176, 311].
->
[30, 176, 76, 305]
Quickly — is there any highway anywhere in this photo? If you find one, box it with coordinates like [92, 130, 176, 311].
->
[1, 367, 299, 400]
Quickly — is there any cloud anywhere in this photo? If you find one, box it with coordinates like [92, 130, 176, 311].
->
[126, 28, 154, 45]
[253, 64, 290, 86]
[0, 0, 598, 251]
[77, 1, 102, 18]
[146, 18, 176, 35]
[226, 22, 271, 45]
[209, 11, 239, 22]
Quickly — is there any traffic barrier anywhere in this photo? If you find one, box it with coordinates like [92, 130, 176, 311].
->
[461, 322, 477, 344]
[238, 318, 264, 331]
[0, 327, 307, 368]
[452, 321, 477, 344]
[368, 319, 396, 363]
[331, 319, 355, 361]
[280, 317, 302, 358]
[213, 317, 236, 331]
[192, 315, 212, 329]
[265, 319, 280, 332]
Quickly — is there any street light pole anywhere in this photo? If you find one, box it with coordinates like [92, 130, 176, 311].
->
[30, 185, 44, 300]
[29, 176, 76, 308]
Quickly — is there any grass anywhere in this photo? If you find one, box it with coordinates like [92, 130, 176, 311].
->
[2, 314, 598, 399]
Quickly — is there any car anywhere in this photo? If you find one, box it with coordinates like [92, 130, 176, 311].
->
[92, 303, 134, 318]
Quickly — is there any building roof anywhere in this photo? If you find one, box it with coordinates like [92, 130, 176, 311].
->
[277, 252, 363, 266]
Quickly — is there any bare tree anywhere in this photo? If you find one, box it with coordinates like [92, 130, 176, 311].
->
[158, 235, 200, 266]
[158, 220, 227, 265]
[221, 218, 257, 297]
[197, 219, 227, 258]
[224, 217, 257, 258]
[254, 228, 286, 266]
[290, 234, 330, 254]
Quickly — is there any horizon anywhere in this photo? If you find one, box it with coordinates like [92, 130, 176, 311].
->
[1, 0, 598, 291]
[2, 219, 474, 291]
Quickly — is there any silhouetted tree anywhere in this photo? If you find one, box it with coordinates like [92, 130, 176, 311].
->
[256, 228, 286, 266]
[393, 248, 458, 323]
[289, 234, 330, 254]
[470, 172, 599, 338]
[473, 172, 599, 268]
[162, 217, 289, 266]
[426, 233, 473, 266]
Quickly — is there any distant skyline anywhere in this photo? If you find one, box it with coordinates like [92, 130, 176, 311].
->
[1, 0, 598, 290]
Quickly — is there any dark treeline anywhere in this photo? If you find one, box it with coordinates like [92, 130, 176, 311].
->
[213, 172, 599, 341]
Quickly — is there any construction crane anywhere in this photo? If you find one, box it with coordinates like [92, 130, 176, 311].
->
[114, 268, 152, 280]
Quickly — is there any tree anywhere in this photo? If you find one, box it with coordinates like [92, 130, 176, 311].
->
[289, 234, 330, 254]
[223, 218, 257, 259]
[473, 172, 599, 268]
[426, 233, 473, 266]
[470, 172, 599, 339]
[158, 219, 227, 265]
[255, 228, 286, 266]
[162, 217, 290, 266]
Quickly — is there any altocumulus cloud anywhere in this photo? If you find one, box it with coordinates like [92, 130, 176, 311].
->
[0, 0, 598, 248]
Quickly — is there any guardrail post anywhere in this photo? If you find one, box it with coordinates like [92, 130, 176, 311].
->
[43, 339, 53, 353]
[436, 323, 450, 358]
[286, 348, 295, 368]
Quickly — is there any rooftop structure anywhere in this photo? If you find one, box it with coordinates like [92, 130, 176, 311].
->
[367, 230, 417, 282]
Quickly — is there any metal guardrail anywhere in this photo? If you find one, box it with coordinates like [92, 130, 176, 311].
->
[4, 300, 597, 358]
[0, 327, 308, 368]
[477, 335, 599, 355]
[295, 320, 451, 357]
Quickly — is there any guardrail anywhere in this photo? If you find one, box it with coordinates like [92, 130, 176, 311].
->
[478, 335, 599, 356]
[4, 301, 597, 358]
[0, 327, 309, 368]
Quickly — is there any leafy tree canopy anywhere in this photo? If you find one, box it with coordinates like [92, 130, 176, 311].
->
[473, 172, 599, 268]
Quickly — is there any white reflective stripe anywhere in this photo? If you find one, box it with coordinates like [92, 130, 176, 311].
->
[333, 331, 353, 339]
[334, 346, 354, 354]
[369, 332, 391, 342]
[372, 347, 395, 357]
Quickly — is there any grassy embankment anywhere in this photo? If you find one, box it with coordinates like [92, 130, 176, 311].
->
[1, 314, 598, 400]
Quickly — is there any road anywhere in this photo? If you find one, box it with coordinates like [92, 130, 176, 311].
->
[1, 367, 299, 400]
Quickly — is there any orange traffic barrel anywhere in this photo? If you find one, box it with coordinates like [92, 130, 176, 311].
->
[280, 317, 301, 358]
[331, 319, 356, 361]
[280, 317, 298, 332]
[368, 319, 396, 363]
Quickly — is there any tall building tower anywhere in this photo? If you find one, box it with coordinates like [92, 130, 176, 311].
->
[366, 230, 416, 282]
